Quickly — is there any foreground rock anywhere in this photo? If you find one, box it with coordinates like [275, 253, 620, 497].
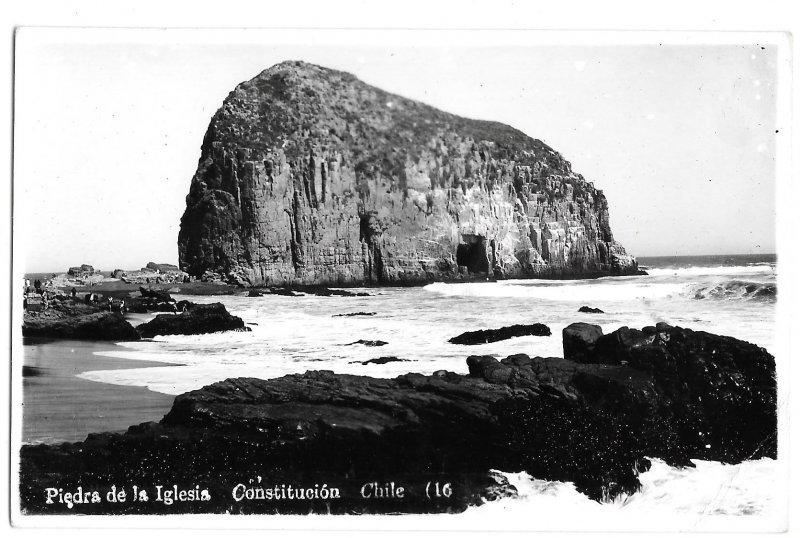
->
[136, 303, 249, 338]
[178, 61, 639, 287]
[449, 323, 551, 345]
[560, 322, 777, 463]
[19, 324, 775, 515]
[22, 311, 140, 341]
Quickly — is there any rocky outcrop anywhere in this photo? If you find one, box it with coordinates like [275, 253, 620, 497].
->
[67, 264, 95, 277]
[146, 262, 180, 272]
[345, 339, 388, 347]
[578, 305, 604, 313]
[449, 323, 551, 345]
[22, 311, 140, 341]
[178, 61, 639, 287]
[561, 322, 777, 463]
[19, 324, 775, 515]
[136, 303, 249, 338]
[124, 287, 178, 313]
[357, 356, 408, 365]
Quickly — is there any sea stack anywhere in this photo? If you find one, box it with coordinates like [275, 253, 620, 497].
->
[178, 61, 638, 286]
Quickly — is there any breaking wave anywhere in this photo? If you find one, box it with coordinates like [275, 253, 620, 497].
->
[692, 280, 776, 302]
[468, 458, 784, 531]
[646, 264, 775, 278]
[423, 280, 686, 301]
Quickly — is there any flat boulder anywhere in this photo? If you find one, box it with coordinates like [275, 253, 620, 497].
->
[449, 323, 551, 345]
[136, 303, 249, 338]
[578, 306, 604, 313]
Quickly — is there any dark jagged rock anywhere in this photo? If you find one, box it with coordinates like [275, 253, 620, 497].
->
[175, 300, 196, 312]
[123, 287, 179, 313]
[562, 322, 604, 363]
[22, 309, 140, 341]
[301, 286, 370, 297]
[449, 323, 551, 345]
[334, 311, 377, 317]
[67, 264, 95, 277]
[178, 61, 639, 287]
[19, 324, 775, 515]
[346, 339, 388, 347]
[578, 305, 604, 313]
[136, 303, 249, 338]
[356, 356, 407, 365]
[247, 289, 265, 297]
[146, 262, 180, 272]
[138, 286, 174, 303]
[561, 322, 777, 463]
[267, 287, 303, 297]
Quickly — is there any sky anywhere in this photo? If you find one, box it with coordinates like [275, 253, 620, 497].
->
[14, 29, 782, 272]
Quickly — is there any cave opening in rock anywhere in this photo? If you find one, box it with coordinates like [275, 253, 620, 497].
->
[456, 234, 490, 275]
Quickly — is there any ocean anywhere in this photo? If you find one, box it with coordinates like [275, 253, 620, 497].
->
[24, 254, 784, 528]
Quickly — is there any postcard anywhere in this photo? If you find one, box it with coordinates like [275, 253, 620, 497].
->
[10, 27, 791, 532]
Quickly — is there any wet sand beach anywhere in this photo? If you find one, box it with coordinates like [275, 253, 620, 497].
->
[22, 338, 176, 444]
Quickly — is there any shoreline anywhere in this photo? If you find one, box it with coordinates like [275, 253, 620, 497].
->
[22, 338, 176, 444]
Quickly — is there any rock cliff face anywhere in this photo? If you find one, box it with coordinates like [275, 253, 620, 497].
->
[179, 61, 638, 286]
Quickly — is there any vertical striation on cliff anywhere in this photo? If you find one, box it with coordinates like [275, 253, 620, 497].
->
[178, 61, 638, 286]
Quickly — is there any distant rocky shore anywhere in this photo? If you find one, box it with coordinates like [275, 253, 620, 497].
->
[22, 287, 247, 340]
[20, 322, 776, 515]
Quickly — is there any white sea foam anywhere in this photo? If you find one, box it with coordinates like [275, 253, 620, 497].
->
[466, 458, 785, 531]
[646, 264, 775, 278]
[423, 279, 688, 301]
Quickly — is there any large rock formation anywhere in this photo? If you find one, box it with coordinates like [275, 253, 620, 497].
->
[20, 324, 775, 515]
[178, 61, 638, 286]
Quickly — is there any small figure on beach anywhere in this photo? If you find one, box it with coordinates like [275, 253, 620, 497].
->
[71, 287, 77, 299]
[107, 297, 113, 312]
[120, 300, 125, 313]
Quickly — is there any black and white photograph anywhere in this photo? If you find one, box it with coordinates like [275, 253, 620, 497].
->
[8, 20, 793, 533]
